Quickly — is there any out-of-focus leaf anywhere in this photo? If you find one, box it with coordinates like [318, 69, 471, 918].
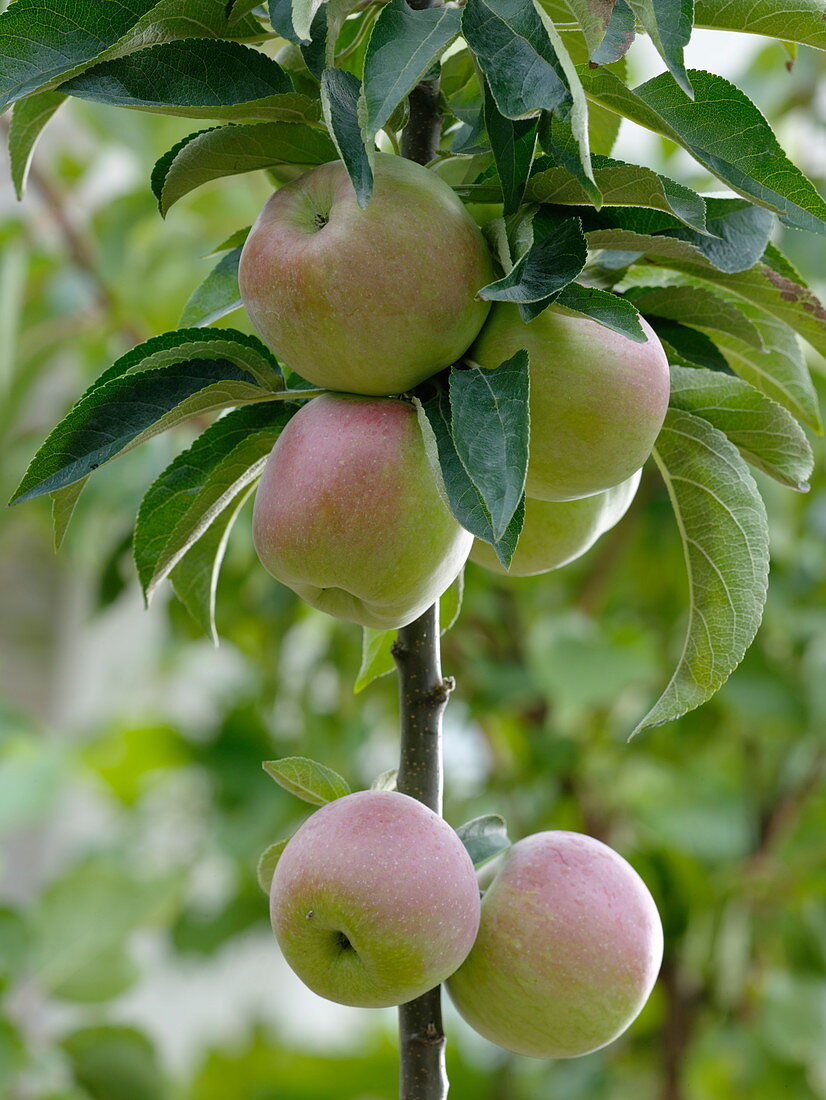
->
[456, 814, 511, 868]
[8, 90, 65, 198]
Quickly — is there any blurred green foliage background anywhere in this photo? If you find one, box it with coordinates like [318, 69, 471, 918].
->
[1, 24, 824, 1100]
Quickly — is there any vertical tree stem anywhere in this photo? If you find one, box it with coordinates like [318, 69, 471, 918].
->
[393, 603, 454, 1100]
[396, 12, 449, 1092]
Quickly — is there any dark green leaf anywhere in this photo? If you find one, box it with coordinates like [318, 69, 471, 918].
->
[462, 0, 571, 120]
[456, 814, 511, 868]
[320, 69, 373, 208]
[635, 410, 769, 736]
[649, 317, 733, 373]
[478, 216, 587, 306]
[591, 0, 636, 64]
[0, 0, 265, 113]
[61, 40, 322, 123]
[483, 81, 538, 216]
[170, 484, 255, 642]
[134, 402, 296, 597]
[8, 91, 65, 199]
[263, 757, 351, 804]
[627, 0, 694, 96]
[361, 0, 461, 140]
[179, 249, 243, 328]
[668, 365, 814, 491]
[556, 283, 646, 342]
[152, 123, 336, 215]
[526, 154, 708, 233]
[417, 390, 525, 569]
[11, 361, 272, 504]
[580, 66, 826, 236]
[270, 0, 303, 42]
[450, 353, 530, 541]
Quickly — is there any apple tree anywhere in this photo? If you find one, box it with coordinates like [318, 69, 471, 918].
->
[2, 0, 826, 1097]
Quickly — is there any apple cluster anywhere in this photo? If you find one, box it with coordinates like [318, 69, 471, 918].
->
[269, 790, 663, 1058]
[240, 154, 671, 624]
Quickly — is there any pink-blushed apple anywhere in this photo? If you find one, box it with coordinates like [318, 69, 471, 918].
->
[468, 305, 670, 501]
[447, 831, 663, 1058]
[252, 393, 472, 629]
[470, 470, 641, 577]
[269, 790, 482, 1008]
[238, 153, 494, 396]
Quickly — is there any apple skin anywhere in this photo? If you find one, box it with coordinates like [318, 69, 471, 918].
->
[238, 153, 494, 396]
[447, 831, 663, 1058]
[270, 790, 482, 1008]
[252, 393, 473, 629]
[469, 305, 670, 501]
[470, 470, 641, 577]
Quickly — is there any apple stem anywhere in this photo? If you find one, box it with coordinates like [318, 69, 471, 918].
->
[394, 602, 453, 1099]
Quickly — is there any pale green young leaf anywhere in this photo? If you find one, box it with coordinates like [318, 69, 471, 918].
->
[51, 480, 87, 551]
[263, 757, 351, 805]
[170, 485, 255, 643]
[635, 410, 769, 736]
[8, 91, 65, 199]
[257, 838, 290, 895]
[668, 365, 814, 491]
[370, 769, 398, 792]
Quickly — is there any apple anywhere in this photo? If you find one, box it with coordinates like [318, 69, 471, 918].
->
[252, 393, 473, 629]
[468, 305, 670, 501]
[238, 153, 494, 396]
[447, 831, 663, 1058]
[470, 470, 641, 577]
[270, 790, 481, 1008]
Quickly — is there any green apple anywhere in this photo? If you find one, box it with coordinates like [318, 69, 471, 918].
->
[469, 304, 670, 501]
[252, 393, 473, 629]
[470, 470, 641, 577]
[270, 790, 481, 1008]
[447, 831, 663, 1058]
[238, 153, 494, 396]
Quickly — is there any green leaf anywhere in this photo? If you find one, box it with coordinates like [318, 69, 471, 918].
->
[180, 248, 244, 328]
[450, 353, 530, 541]
[483, 80, 538, 216]
[590, 0, 635, 64]
[651, 318, 732, 374]
[456, 814, 511, 868]
[479, 216, 587, 321]
[668, 365, 814, 492]
[52, 944, 139, 1004]
[587, 227, 826, 362]
[134, 402, 296, 598]
[8, 91, 65, 199]
[61, 40, 321, 123]
[262, 756, 351, 804]
[694, 0, 826, 50]
[552, 0, 618, 54]
[152, 123, 336, 215]
[0, 0, 265, 113]
[462, 0, 572, 120]
[361, 0, 461, 140]
[626, 284, 765, 349]
[635, 409, 769, 736]
[627, 0, 694, 97]
[257, 838, 290, 894]
[62, 1026, 164, 1100]
[526, 155, 708, 233]
[320, 68, 373, 208]
[51, 479, 87, 550]
[291, 0, 324, 42]
[211, 226, 252, 254]
[170, 485, 255, 643]
[353, 572, 464, 694]
[556, 283, 646, 342]
[11, 361, 272, 505]
[580, 67, 826, 236]
[417, 390, 525, 569]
